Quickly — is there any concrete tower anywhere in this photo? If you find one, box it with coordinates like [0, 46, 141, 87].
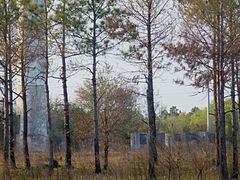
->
[16, 0, 48, 152]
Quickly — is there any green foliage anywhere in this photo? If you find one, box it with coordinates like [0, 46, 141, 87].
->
[65, 0, 137, 56]
[156, 99, 235, 137]
[178, 112, 191, 132]
[189, 107, 207, 132]
[157, 105, 208, 133]
[169, 106, 181, 116]
[157, 106, 185, 133]
[0, 0, 19, 27]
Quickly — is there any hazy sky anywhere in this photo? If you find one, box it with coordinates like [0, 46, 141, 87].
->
[48, 56, 208, 113]
[153, 73, 208, 113]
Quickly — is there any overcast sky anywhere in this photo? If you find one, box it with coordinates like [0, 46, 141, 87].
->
[48, 55, 208, 113]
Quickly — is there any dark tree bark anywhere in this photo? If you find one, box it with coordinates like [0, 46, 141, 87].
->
[9, 62, 16, 168]
[44, 0, 54, 173]
[236, 60, 240, 177]
[7, 9, 16, 166]
[61, 1, 71, 168]
[61, 1, 72, 168]
[92, 5, 101, 173]
[219, 1, 228, 178]
[21, 53, 31, 169]
[231, 57, 238, 179]
[17, 0, 31, 169]
[213, 31, 220, 167]
[3, 67, 9, 164]
[228, 10, 238, 179]
[103, 135, 109, 170]
[236, 60, 240, 123]
[103, 109, 109, 170]
[147, 2, 157, 179]
[3, 0, 9, 163]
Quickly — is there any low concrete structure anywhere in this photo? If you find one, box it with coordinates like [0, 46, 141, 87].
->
[130, 131, 215, 149]
[130, 132, 148, 149]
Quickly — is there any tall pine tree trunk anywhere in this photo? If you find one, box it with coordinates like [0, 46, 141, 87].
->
[231, 58, 238, 179]
[21, 61, 30, 168]
[229, 10, 238, 179]
[3, 64, 9, 164]
[21, 50, 31, 169]
[236, 60, 240, 178]
[92, 7, 101, 173]
[44, 0, 54, 173]
[17, 0, 31, 169]
[61, 1, 71, 168]
[213, 31, 220, 167]
[147, 2, 157, 179]
[7, 13, 16, 167]
[236, 60, 240, 134]
[3, 0, 9, 163]
[9, 62, 16, 168]
[219, 1, 228, 178]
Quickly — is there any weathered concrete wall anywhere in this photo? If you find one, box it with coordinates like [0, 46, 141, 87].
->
[131, 132, 148, 149]
[27, 85, 48, 151]
[16, 0, 48, 152]
[17, 61, 49, 151]
[17, 74, 48, 152]
[130, 132, 215, 149]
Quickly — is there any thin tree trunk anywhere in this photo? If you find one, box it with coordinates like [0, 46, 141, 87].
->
[147, 2, 157, 179]
[92, 1, 101, 173]
[3, 0, 9, 163]
[3, 71, 9, 164]
[103, 110, 109, 170]
[236, 60, 240, 178]
[229, 11, 238, 179]
[44, 0, 54, 173]
[219, 50, 228, 180]
[236, 60, 240, 131]
[7, 11, 16, 167]
[103, 136, 109, 170]
[9, 62, 16, 168]
[219, 1, 228, 178]
[17, 0, 30, 169]
[231, 58, 238, 179]
[21, 52, 31, 169]
[217, 51, 222, 173]
[213, 56, 220, 167]
[61, 0, 71, 168]
[46, 58, 54, 173]
[213, 31, 220, 167]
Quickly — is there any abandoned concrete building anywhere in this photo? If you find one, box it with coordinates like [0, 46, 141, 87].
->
[130, 132, 215, 149]
[16, 0, 48, 152]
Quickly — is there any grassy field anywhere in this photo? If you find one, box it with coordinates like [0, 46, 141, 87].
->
[0, 143, 222, 179]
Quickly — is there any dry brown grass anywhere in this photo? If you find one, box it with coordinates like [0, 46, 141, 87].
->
[0, 143, 222, 179]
